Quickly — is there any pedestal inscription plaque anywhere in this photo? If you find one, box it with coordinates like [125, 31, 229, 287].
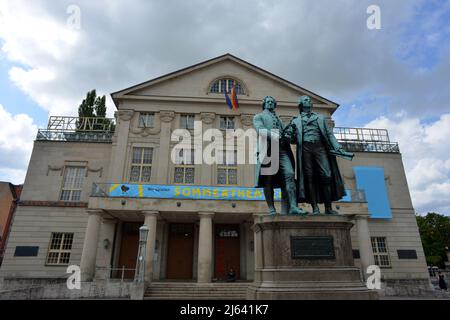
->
[291, 236, 335, 259]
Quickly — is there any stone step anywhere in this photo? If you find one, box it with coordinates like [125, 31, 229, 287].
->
[146, 286, 248, 290]
[144, 282, 248, 299]
[146, 290, 247, 294]
[145, 292, 246, 296]
[145, 288, 248, 293]
[145, 296, 245, 300]
[149, 282, 250, 286]
[144, 294, 246, 298]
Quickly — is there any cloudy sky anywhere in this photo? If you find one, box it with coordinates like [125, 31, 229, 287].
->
[0, 0, 449, 215]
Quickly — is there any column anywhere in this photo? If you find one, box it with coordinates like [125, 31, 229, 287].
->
[109, 110, 134, 183]
[355, 214, 375, 279]
[197, 212, 214, 283]
[143, 210, 159, 282]
[156, 111, 174, 184]
[80, 210, 102, 281]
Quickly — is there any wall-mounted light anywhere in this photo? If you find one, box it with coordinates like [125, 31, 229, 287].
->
[177, 202, 181, 207]
[231, 203, 236, 208]
[121, 199, 126, 206]
[103, 238, 110, 249]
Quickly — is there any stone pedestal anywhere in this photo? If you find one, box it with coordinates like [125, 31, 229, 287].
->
[247, 214, 378, 300]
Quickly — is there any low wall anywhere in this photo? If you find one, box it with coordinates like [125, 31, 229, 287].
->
[0, 278, 133, 299]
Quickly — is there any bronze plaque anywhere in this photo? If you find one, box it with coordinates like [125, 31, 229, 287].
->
[291, 236, 335, 259]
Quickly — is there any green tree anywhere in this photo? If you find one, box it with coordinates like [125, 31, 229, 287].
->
[416, 212, 450, 268]
[77, 89, 114, 132]
[94, 95, 106, 118]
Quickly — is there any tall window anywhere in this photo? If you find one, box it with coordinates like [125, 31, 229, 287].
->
[209, 78, 245, 94]
[220, 116, 235, 130]
[60, 167, 86, 201]
[138, 113, 154, 128]
[371, 237, 391, 268]
[46, 232, 74, 265]
[130, 147, 153, 183]
[174, 149, 195, 184]
[180, 114, 195, 130]
[217, 149, 237, 185]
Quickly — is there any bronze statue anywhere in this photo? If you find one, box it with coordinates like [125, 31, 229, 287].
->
[284, 95, 353, 215]
[253, 96, 306, 215]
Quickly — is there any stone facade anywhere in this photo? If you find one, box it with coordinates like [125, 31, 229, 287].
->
[0, 54, 431, 298]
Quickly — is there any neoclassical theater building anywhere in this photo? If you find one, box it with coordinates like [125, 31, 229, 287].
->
[0, 54, 431, 297]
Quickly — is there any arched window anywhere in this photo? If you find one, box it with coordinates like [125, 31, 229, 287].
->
[209, 78, 245, 95]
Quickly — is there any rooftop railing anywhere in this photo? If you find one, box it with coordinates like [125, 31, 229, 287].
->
[334, 127, 400, 153]
[35, 116, 399, 153]
[36, 116, 115, 143]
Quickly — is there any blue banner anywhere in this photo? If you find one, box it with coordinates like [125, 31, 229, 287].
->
[106, 184, 355, 202]
[108, 184, 282, 201]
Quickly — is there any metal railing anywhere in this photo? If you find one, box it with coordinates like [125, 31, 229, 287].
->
[344, 189, 366, 202]
[334, 127, 400, 153]
[36, 116, 115, 142]
[36, 130, 114, 143]
[96, 266, 137, 281]
[338, 141, 400, 153]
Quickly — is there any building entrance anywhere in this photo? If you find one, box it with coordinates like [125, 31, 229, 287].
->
[214, 224, 240, 280]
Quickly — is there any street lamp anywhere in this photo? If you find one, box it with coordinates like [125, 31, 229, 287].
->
[134, 225, 149, 283]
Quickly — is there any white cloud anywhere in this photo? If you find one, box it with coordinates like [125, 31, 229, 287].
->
[0, 104, 37, 184]
[0, 0, 448, 207]
[0, 0, 449, 119]
[0, 0, 81, 116]
[365, 113, 450, 215]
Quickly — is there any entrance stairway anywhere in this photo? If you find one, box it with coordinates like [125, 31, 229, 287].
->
[144, 281, 250, 300]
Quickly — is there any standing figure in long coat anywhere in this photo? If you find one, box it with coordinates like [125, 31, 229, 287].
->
[253, 96, 306, 215]
[284, 95, 352, 214]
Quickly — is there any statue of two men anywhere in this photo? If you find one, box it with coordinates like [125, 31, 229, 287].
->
[253, 96, 306, 215]
[254, 95, 353, 215]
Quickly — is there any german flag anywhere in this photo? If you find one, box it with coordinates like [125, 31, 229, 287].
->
[225, 85, 239, 110]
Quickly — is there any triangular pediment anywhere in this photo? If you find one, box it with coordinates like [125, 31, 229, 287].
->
[111, 54, 338, 111]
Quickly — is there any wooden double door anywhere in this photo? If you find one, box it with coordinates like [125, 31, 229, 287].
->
[166, 223, 195, 279]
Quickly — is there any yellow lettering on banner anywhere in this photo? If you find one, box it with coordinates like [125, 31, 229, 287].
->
[254, 189, 262, 198]
[221, 189, 229, 197]
[213, 189, 218, 197]
[231, 189, 236, 198]
[109, 184, 120, 194]
[182, 188, 191, 197]
[174, 187, 181, 196]
[192, 188, 201, 197]
[246, 190, 252, 198]
[238, 189, 245, 197]
[203, 188, 211, 196]
[138, 185, 143, 198]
